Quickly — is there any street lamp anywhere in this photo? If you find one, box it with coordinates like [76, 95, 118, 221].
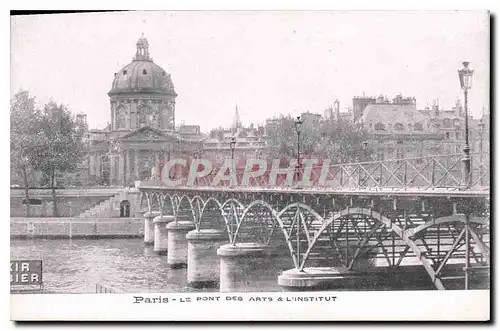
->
[458, 61, 474, 188]
[362, 141, 369, 161]
[111, 143, 121, 186]
[294, 116, 303, 185]
[230, 137, 236, 177]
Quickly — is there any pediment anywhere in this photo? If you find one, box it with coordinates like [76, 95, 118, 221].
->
[120, 127, 168, 141]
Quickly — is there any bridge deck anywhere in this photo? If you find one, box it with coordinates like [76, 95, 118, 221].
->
[139, 185, 489, 198]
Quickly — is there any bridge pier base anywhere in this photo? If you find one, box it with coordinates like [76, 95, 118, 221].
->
[186, 229, 227, 288]
[166, 221, 195, 268]
[278, 267, 362, 291]
[217, 243, 269, 293]
[143, 211, 159, 246]
[153, 215, 175, 255]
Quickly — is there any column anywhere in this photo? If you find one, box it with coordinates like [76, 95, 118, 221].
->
[118, 151, 125, 186]
[153, 215, 175, 254]
[110, 155, 116, 185]
[186, 229, 228, 288]
[155, 151, 161, 178]
[143, 211, 159, 245]
[127, 149, 133, 184]
[217, 243, 269, 292]
[166, 219, 195, 268]
[134, 149, 140, 180]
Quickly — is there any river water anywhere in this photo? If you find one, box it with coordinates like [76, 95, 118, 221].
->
[10, 238, 442, 293]
[11, 239, 297, 294]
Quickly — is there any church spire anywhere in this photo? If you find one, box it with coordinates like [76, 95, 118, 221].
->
[232, 105, 242, 129]
[134, 33, 152, 61]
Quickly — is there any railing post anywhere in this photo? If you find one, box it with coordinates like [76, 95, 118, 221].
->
[462, 148, 471, 189]
[464, 214, 470, 290]
[357, 166, 361, 188]
[404, 161, 408, 189]
[479, 153, 484, 187]
[379, 163, 383, 188]
[431, 158, 436, 188]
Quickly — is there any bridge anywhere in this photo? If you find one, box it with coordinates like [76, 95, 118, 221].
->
[138, 153, 490, 291]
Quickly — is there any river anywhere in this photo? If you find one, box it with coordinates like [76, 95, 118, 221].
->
[10, 238, 446, 293]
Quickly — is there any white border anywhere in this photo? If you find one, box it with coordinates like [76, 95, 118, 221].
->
[3, 0, 497, 325]
[10, 291, 491, 321]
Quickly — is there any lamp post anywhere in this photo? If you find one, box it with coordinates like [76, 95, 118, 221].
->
[362, 141, 369, 161]
[361, 141, 369, 187]
[458, 61, 474, 189]
[111, 143, 121, 186]
[294, 116, 303, 186]
[230, 137, 236, 182]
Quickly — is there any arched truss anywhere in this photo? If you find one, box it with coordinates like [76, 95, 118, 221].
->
[142, 191, 489, 290]
[296, 207, 489, 290]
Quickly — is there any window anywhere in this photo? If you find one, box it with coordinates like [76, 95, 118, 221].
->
[139, 106, 152, 128]
[374, 123, 385, 131]
[22, 198, 42, 205]
[394, 123, 404, 131]
[123, 70, 128, 75]
[445, 132, 450, 139]
[443, 118, 451, 128]
[142, 69, 147, 75]
[414, 123, 423, 131]
[115, 107, 126, 129]
[456, 131, 460, 140]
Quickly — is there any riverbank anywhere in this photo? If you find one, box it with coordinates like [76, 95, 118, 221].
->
[10, 217, 143, 239]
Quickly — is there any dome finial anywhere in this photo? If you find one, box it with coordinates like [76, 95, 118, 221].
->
[134, 33, 151, 61]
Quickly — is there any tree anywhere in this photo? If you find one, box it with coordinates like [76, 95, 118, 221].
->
[319, 117, 373, 163]
[10, 91, 43, 217]
[265, 113, 372, 163]
[265, 115, 321, 159]
[33, 101, 86, 216]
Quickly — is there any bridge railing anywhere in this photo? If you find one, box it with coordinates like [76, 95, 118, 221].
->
[154, 152, 489, 191]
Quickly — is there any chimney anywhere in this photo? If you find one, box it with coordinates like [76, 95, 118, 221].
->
[334, 99, 340, 120]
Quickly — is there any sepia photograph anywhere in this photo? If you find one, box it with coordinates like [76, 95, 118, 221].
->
[9, 9, 490, 321]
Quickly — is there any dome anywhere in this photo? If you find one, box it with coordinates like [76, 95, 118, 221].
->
[108, 35, 177, 97]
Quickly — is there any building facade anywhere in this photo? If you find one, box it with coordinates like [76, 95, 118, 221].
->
[87, 35, 204, 186]
[356, 94, 489, 161]
[203, 106, 267, 170]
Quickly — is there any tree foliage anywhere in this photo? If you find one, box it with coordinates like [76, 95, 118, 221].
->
[10, 91, 42, 177]
[265, 113, 373, 163]
[10, 91, 87, 216]
[10, 91, 43, 216]
[34, 101, 86, 182]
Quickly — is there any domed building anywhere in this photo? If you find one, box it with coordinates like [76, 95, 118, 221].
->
[86, 35, 204, 186]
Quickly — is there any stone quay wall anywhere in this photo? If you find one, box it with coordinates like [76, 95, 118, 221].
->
[11, 217, 144, 239]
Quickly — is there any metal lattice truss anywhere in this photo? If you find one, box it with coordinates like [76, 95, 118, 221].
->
[185, 152, 489, 191]
[141, 191, 490, 290]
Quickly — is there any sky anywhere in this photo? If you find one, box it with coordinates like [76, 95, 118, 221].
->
[10, 11, 490, 132]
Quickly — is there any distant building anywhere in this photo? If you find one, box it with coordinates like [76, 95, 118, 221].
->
[203, 106, 267, 169]
[85, 35, 204, 186]
[356, 93, 488, 161]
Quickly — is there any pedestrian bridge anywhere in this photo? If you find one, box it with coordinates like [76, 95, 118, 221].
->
[138, 153, 490, 291]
